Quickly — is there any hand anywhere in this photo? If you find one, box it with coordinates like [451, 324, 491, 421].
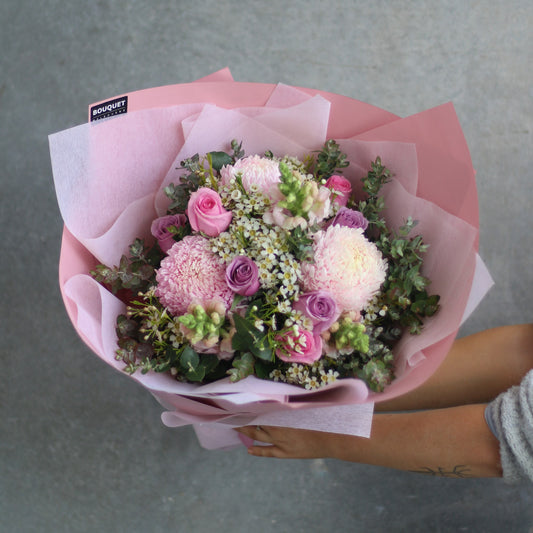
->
[235, 425, 335, 459]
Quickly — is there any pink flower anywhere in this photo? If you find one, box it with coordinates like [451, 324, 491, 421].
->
[301, 225, 387, 313]
[220, 155, 283, 202]
[150, 214, 188, 253]
[307, 184, 332, 225]
[330, 207, 369, 231]
[275, 329, 323, 364]
[263, 205, 308, 230]
[293, 291, 340, 334]
[225, 256, 260, 296]
[325, 175, 352, 207]
[155, 236, 233, 316]
[187, 188, 232, 237]
[218, 328, 237, 360]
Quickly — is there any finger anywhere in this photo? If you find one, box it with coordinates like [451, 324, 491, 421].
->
[234, 425, 272, 443]
[247, 445, 285, 458]
[234, 425, 256, 436]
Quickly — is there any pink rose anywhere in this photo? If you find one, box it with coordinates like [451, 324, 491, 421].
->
[150, 214, 188, 253]
[186, 188, 232, 237]
[325, 175, 352, 207]
[275, 329, 323, 364]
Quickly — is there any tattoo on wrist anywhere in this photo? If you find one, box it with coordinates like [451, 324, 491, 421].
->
[409, 465, 472, 478]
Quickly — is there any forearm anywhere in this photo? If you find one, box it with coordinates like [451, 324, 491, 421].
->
[239, 404, 502, 478]
[328, 404, 502, 477]
[376, 324, 533, 412]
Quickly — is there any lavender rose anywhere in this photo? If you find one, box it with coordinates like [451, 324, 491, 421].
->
[330, 207, 369, 231]
[225, 255, 260, 296]
[187, 187, 232, 237]
[150, 214, 188, 253]
[293, 290, 340, 333]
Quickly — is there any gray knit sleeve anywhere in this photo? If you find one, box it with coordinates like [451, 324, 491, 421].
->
[485, 369, 533, 483]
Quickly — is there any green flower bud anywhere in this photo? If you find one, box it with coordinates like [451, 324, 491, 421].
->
[210, 312, 222, 325]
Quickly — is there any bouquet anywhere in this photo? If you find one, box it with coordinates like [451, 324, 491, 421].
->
[50, 69, 492, 449]
[91, 140, 440, 394]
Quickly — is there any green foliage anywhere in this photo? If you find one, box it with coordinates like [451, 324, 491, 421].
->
[254, 358, 276, 379]
[357, 160, 440, 336]
[285, 226, 314, 262]
[231, 314, 273, 361]
[178, 346, 221, 382]
[164, 173, 202, 214]
[228, 352, 255, 382]
[331, 327, 395, 392]
[165, 141, 244, 213]
[230, 139, 245, 161]
[361, 157, 392, 197]
[90, 239, 160, 294]
[358, 359, 393, 393]
[356, 157, 391, 233]
[166, 222, 192, 241]
[374, 217, 440, 334]
[207, 151, 233, 171]
[114, 314, 156, 371]
[115, 319, 223, 381]
[314, 139, 349, 181]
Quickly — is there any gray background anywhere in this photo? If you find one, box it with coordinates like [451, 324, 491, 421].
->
[2, 1, 532, 532]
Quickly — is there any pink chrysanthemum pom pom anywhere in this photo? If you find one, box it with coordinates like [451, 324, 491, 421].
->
[155, 236, 233, 316]
[220, 155, 283, 202]
[301, 225, 387, 313]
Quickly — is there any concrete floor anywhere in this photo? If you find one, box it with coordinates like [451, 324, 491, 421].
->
[2, 1, 533, 531]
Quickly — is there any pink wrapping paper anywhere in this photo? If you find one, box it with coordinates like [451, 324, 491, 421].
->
[50, 69, 492, 449]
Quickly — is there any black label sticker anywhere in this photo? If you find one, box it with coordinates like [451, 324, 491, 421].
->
[90, 96, 128, 122]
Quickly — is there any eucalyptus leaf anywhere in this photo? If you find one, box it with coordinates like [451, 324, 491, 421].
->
[186, 365, 206, 382]
[228, 353, 255, 382]
[180, 346, 200, 371]
[200, 353, 220, 375]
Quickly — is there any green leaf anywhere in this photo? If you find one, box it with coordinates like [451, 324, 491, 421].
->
[411, 294, 440, 317]
[314, 139, 349, 181]
[230, 139, 245, 161]
[180, 345, 199, 371]
[208, 151, 233, 171]
[391, 239, 406, 258]
[232, 314, 273, 361]
[179, 346, 208, 382]
[186, 365, 206, 382]
[116, 314, 138, 338]
[398, 217, 417, 237]
[286, 226, 313, 261]
[129, 238, 145, 258]
[228, 352, 255, 382]
[425, 295, 440, 316]
[230, 294, 245, 311]
[254, 359, 274, 379]
[200, 353, 220, 375]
